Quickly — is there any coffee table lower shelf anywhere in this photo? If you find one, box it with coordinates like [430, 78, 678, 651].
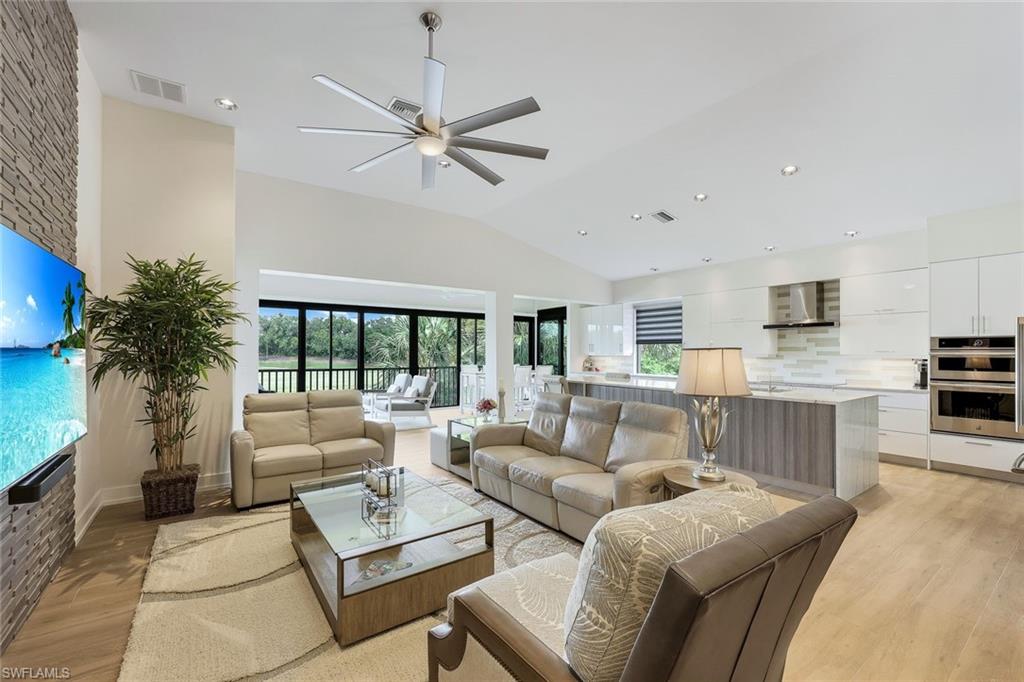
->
[291, 518, 494, 646]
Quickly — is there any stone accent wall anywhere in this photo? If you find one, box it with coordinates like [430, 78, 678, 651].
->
[0, 0, 79, 653]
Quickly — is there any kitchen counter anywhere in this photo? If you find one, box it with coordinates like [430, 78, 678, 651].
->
[567, 374, 878, 405]
[566, 376, 878, 500]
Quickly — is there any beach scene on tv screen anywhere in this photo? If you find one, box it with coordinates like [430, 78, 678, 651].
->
[0, 226, 87, 490]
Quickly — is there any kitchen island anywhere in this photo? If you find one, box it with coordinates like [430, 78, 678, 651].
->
[566, 375, 878, 500]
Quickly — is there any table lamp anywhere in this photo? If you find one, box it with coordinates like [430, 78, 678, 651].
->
[675, 347, 751, 481]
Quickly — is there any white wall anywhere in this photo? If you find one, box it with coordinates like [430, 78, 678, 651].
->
[613, 228, 928, 303]
[235, 171, 612, 420]
[98, 98, 236, 499]
[928, 201, 1023, 262]
[74, 49, 104, 540]
[259, 272, 543, 316]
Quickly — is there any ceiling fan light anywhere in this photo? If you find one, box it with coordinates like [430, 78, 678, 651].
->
[415, 136, 448, 157]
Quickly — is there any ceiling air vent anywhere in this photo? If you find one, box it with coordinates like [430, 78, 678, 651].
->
[387, 96, 422, 121]
[650, 210, 677, 224]
[130, 70, 186, 104]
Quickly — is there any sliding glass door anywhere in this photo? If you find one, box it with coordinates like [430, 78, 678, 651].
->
[363, 312, 410, 392]
[258, 306, 300, 392]
[537, 307, 566, 375]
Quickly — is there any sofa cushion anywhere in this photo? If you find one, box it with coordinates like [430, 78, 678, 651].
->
[243, 393, 310, 449]
[562, 484, 777, 682]
[447, 552, 579, 659]
[252, 444, 323, 478]
[523, 393, 572, 456]
[552, 473, 614, 518]
[309, 390, 365, 443]
[508, 456, 604, 497]
[474, 445, 543, 480]
[316, 437, 384, 469]
[560, 397, 621, 468]
[604, 401, 687, 472]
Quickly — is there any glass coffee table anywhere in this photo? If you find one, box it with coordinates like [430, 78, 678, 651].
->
[446, 414, 529, 480]
[290, 469, 493, 645]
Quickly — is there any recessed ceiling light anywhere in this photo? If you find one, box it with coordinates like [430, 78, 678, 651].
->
[844, 230, 859, 238]
[764, 245, 776, 252]
[577, 229, 588, 237]
[630, 213, 642, 221]
[780, 165, 799, 176]
[438, 159, 451, 168]
[649, 267, 659, 272]
[701, 257, 712, 263]
[693, 193, 708, 203]
[214, 97, 238, 111]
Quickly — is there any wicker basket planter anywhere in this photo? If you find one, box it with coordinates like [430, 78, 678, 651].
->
[140, 464, 200, 520]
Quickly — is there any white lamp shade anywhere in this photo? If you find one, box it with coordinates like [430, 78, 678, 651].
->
[675, 347, 751, 397]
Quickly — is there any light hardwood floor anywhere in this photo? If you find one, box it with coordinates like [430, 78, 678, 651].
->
[3, 406, 1022, 681]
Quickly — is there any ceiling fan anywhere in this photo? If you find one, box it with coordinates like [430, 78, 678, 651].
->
[297, 12, 548, 189]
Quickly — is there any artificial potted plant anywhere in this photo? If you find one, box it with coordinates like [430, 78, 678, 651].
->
[88, 255, 246, 520]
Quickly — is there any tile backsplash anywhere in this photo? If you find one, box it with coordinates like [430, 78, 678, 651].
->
[744, 280, 920, 387]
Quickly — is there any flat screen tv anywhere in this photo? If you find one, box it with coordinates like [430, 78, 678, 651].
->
[0, 223, 87, 491]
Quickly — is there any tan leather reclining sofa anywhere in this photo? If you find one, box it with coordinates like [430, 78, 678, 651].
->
[230, 390, 395, 509]
[469, 392, 689, 542]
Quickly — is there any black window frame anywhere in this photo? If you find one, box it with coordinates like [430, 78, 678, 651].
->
[258, 299, 483, 406]
[536, 306, 567, 376]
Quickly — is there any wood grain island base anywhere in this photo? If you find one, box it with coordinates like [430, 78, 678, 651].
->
[568, 377, 879, 500]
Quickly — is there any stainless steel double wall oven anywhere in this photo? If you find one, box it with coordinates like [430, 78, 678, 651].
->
[930, 335, 1021, 441]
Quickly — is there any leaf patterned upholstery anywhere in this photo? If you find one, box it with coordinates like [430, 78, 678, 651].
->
[562, 484, 778, 682]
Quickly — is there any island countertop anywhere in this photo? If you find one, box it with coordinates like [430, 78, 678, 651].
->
[565, 374, 878, 405]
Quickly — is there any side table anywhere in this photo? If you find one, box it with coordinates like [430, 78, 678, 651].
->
[662, 463, 758, 499]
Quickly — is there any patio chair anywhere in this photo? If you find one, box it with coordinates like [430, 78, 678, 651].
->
[370, 373, 412, 418]
[374, 374, 438, 424]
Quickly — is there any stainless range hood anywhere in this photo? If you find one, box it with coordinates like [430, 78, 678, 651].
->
[763, 281, 837, 329]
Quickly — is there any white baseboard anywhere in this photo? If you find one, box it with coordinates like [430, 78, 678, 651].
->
[74, 471, 231, 542]
[75, 488, 105, 545]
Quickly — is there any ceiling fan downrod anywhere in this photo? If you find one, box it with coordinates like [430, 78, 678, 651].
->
[420, 12, 442, 59]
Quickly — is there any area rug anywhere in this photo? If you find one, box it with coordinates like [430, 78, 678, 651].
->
[118, 480, 581, 682]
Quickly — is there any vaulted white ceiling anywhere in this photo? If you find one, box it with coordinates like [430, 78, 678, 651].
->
[73, 2, 1022, 280]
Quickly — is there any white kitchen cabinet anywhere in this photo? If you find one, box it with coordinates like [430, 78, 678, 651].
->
[710, 320, 777, 357]
[840, 269, 928, 316]
[710, 287, 772, 323]
[978, 252, 1024, 335]
[930, 253, 1023, 336]
[581, 304, 624, 355]
[682, 293, 712, 348]
[930, 432, 1024, 474]
[839, 312, 929, 358]
[930, 258, 979, 336]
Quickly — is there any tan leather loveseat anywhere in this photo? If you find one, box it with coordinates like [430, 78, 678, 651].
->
[469, 392, 688, 541]
[230, 390, 395, 509]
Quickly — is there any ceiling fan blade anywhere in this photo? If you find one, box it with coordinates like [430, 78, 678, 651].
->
[422, 154, 437, 189]
[444, 147, 504, 186]
[313, 74, 425, 134]
[446, 136, 548, 160]
[441, 97, 540, 138]
[422, 58, 446, 134]
[297, 126, 416, 138]
[349, 142, 414, 173]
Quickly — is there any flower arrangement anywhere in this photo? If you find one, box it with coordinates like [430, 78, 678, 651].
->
[475, 397, 498, 415]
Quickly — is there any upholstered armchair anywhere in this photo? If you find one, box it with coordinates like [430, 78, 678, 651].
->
[429, 491, 857, 682]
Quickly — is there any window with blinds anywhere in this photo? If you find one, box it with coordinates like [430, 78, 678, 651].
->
[635, 304, 683, 344]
